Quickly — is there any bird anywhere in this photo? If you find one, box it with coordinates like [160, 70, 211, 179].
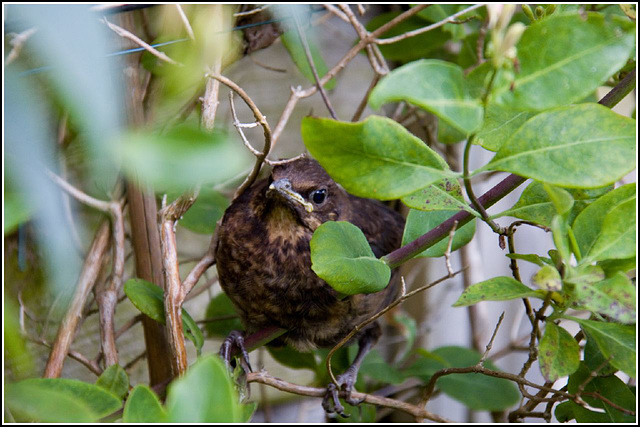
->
[215, 156, 405, 416]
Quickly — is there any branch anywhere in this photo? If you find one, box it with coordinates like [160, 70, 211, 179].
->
[103, 17, 179, 65]
[246, 371, 453, 423]
[598, 69, 636, 108]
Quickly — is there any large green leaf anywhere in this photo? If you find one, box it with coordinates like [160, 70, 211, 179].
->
[485, 104, 636, 188]
[491, 12, 636, 111]
[494, 181, 612, 227]
[6, 378, 122, 422]
[402, 209, 476, 258]
[302, 115, 455, 200]
[369, 59, 483, 135]
[453, 276, 542, 306]
[573, 318, 636, 378]
[166, 356, 242, 422]
[474, 103, 534, 152]
[538, 323, 580, 381]
[572, 184, 635, 259]
[585, 198, 636, 262]
[310, 221, 391, 296]
[574, 272, 636, 324]
[123, 385, 168, 423]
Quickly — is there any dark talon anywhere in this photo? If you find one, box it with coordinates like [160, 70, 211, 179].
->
[219, 330, 253, 372]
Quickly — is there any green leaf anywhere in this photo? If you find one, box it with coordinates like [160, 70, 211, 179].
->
[365, 12, 449, 62]
[573, 318, 636, 378]
[485, 104, 636, 188]
[124, 278, 204, 354]
[572, 184, 636, 259]
[538, 323, 580, 381]
[204, 292, 243, 338]
[585, 198, 636, 262]
[453, 276, 542, 306]
[566, 362, 636, 422]
[505, 253, 553, 267]
[551, 215, 572, 262]
[598, 257, 637, 278]
[474, 104, 534, 152]
[402, 209, 476, 258]
[4, 186, 32, 235]
[574, 272, 636, 324]
[542, 183, 574, 215]
[417, 4, 469, 40]
[6, 380, 98, 423]
[369, 59, 483, 135]
[494, 181, 612, 227]
[359, 349, 406, 385]
[267, 345, 318, 372]
[302, 115, 454, 200]
[281, 29, 336, 90]
[583, 332, 618, 376]
[310, 221, 391, 296]
[166, 355, 242, 422]
[167, 187, 229, 234]
[7, 378, 122, 422]
[115, 124, 250, 193]
[491, 12, 636, 111]
[123, 385, 168, 423]
[531, 265, 562, 291]
[407, 346, 520, 411]
[401, 178, 478, 215]
[96, 364, 129, 400]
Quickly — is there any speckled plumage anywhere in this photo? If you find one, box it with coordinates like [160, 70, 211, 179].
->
[215, 158, 405, 351]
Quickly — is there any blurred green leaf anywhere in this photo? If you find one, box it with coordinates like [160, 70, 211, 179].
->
[365, 12, 449, 62]
[281, 29, 336, 90]
[485, 104, 636, 188]
[310, 221, 391, 296]
[4, 186, 32, 235]
[542, 183, 574, 216]
[453, 276, 542, 306]
[573, 318, 636, 378]
[124, 278, 204, 354]
[123, 385, 168, 423]
[402, 209, 476, 258]
[538, 323, 580, 381]
[369, 59, 483, 135]
[585, 198, 636, 262]
[491, 12, 636, 110]
[302, 115, 455, 200]
[204, 292, 243, 338]
[96, 364, 129, 401]
[417, 4, 470, 39]
[116, 124, 250, 193]
[359, 349, 405, 385]
[572, 184, 635, 260]
[267, 345, 318, 372]
[392, 312, 418, 361]
[7, 378, 122, 422]
[166, 355, 242, 422]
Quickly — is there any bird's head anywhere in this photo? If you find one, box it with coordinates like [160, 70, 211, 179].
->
[265, 157, 346, 231]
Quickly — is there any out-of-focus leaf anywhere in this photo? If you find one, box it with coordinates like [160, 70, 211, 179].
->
[267, 345, 318, 372]
[123, 385, 168, 423]
[574, 272, 636, 324]
[96, 364, 129, 400]
[167, 187, 229, 235]
[281, 29, 336, 90]
[204, 292, 243, 338]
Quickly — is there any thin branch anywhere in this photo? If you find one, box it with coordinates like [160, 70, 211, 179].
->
[246, 371, 453, 423]
[5, 27, 37, 66]
[598, 69, 636, 109]
[374, 4, 483, 45]
[175, 4, 195, 40]
[351, 74, 381, 122]
[102, 17, 179, 65]
[292, 9, 338, 120]
[479, 312, 505, 364]
[29, 334, 103, 376]
[47, 169, 112, 212]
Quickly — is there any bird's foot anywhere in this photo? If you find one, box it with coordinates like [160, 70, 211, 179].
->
[322, 369, 365, 418]
[219, 330, 253, 373]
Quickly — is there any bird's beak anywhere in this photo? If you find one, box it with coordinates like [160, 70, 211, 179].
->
[267, 178, 314, 213]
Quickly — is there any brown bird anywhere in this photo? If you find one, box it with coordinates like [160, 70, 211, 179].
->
[215, 157, 404, 416]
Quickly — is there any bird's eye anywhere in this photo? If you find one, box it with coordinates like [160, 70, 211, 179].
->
[311, 188, 327, 204]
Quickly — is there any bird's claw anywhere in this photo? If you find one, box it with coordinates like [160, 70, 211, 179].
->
[219, 330, 253, 373]
[322, 371, 363, 418]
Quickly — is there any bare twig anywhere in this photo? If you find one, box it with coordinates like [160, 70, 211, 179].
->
[102, 17, 179, 65]
[175, 4, 195, 40]
[5, 27, 37, 65]
[247, 370, 453, 422]
[479, 312, 505, 364]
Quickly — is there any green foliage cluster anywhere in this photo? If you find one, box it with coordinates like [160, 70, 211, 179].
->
[4, 4, 636, 423]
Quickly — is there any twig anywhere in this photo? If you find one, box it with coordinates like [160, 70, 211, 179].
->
[322, 4, 350, 23]
[351, 74, 381, 122]
[5, 27, 37, 65]
[29, 334, 103, 376]
[46, 169, 112, 213]
[246, 370, 453, 422]
[326, 269, 463, 389]
[374, 5, 483, 45]
[598, 69, 636, 109]
[43, 222, 111, 378]
[338, 4, 388, 76]
[479, 312, 505, 364]
[444, 221, 458, 276]
[175, 4, 195, 40]
[292, 9, 338, 120]
[102, 17, 179, 65]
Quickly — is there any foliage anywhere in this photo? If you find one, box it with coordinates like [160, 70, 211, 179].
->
[4, 4, 636, 424]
